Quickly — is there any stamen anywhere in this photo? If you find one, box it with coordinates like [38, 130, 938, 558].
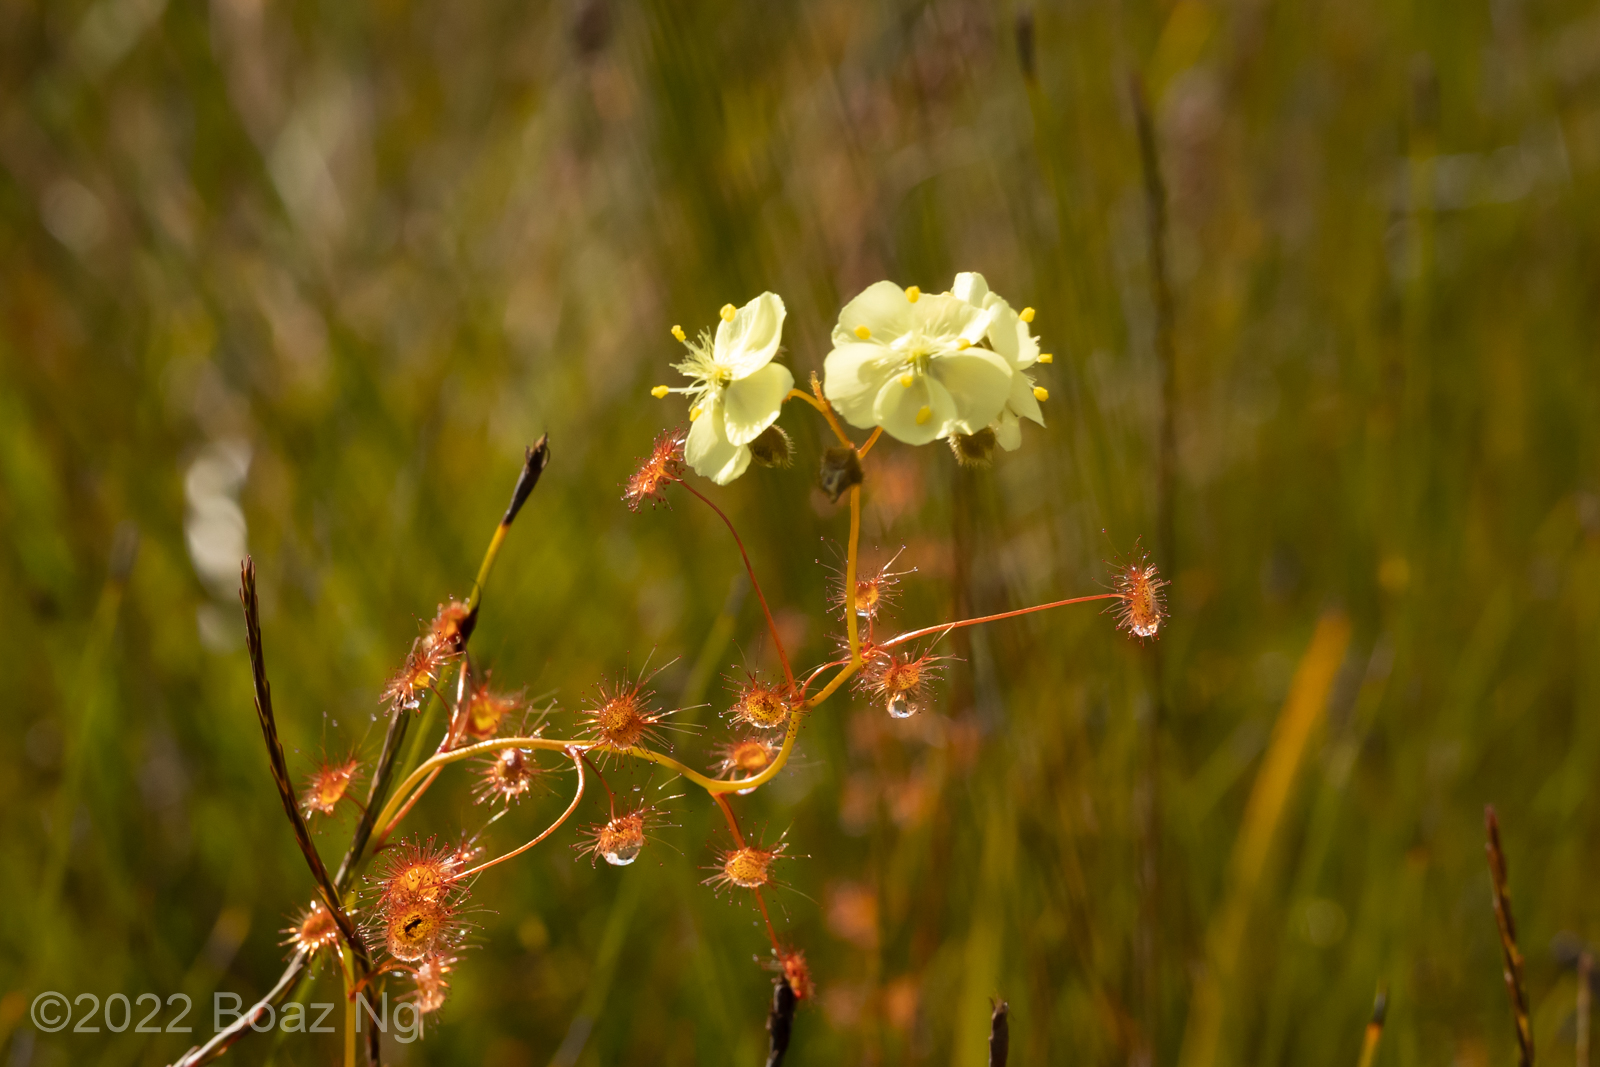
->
[854, 325, 871, 340]
[915, 405, 932, 425]
[690, 405, 703, 421]
[1020, 307, 1036, 323]
[671, 324, 687, 342]
[899, 374, 914, 388]
[905, 286, 921, 303]
[957, 338, 971, 350]
[720, 304, 736, 322]
[650, 385, 670, 398]
[1032, 386, 1049, 402]
[1037, 353, 1053, 364]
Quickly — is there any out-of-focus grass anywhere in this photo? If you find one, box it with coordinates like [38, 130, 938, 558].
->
[4, 1, 1600, 1064]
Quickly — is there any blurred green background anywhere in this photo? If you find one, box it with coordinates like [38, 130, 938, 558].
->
[5, 0, 1600, 1064]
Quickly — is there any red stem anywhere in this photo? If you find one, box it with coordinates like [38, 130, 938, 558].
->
[713, 793, 781, 950]
[879, 593, 1121, 649]
[677, 479, 795, 691]
[580, 749, 616, 819]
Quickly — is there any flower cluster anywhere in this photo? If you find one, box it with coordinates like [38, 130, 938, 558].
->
[651, 275, 1047, 483]
[253, 274, 1160, 1056]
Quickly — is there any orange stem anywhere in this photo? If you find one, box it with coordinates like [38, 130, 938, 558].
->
[677, 479, 795, 691]
[455, 750, 585, 879]
[374, 767, 440, 847]
[857, 426, 884, 458]
[879, 593, 1122, 649]
[808, 372, 856, 447]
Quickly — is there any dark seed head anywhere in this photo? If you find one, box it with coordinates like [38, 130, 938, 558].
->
[749, 424, 793, 468]
[819, 446, 864, 503]
[947, 427, 998, 467]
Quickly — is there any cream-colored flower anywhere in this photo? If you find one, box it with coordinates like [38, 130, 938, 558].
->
[951, 272, 1045, 451]
[822, 281, 1013, 446]
[660, 293, 793, 485]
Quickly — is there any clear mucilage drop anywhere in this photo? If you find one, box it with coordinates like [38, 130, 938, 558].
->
[886, 693, 917, 719]
[603, 840, 643, 866]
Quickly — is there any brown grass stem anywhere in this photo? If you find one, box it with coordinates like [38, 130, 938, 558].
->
[1579, 952, 1591, 1067]
[238, 560, 371, 974]
[1486, 805, 1534, 1066]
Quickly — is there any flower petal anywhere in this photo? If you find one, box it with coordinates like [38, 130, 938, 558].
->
[952, 272, 990, 306]
[685, 403, 753, 485]
[993, 410, 1022, 451]
[931, 348, 1013, 433]
[721, 362, 794, 446]
[715, 292, 786, 378]
[873, 371, 957, 446]
[832, 280, 916, 347]
[823, 342, 900, 429]
[1006, 368, 1044, 426]
[983, 300, 1038, 368]
[909, 291, 992, 348]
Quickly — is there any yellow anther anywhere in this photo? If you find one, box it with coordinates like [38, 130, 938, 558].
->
[1037, 353, 1053, 364]
[1032, 386, 1049, 402]
[720, 304, 736, 322]
[1020, 307, 1035, 323]
[650, 385, 670, 398]
[915, 405, 932, 425]
[905, 286, 921, 303]
[854, 325, 871, 340]
[671, 324, 686, 342]
[689, 405, 703, 421]
[899, 374, 914, 388]
[957, 338, 971, 350]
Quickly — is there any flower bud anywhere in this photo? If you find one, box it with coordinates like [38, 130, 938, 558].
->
[819, 446, 863, 503]
[748, 424, 793, 468]
[947, 428, 998, 468]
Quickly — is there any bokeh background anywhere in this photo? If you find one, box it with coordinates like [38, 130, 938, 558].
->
[5, 0, 1600, 1064]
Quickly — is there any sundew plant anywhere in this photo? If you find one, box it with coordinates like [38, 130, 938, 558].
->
[178, 275, 1166, 1067]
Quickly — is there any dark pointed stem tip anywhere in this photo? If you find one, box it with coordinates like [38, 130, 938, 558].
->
[503, 435, 551, 527]
[765, 980, 797, 1067]
[989, 998, 1010, 1067]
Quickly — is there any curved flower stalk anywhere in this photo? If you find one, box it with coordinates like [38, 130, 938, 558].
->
[653, 292, 793, 484]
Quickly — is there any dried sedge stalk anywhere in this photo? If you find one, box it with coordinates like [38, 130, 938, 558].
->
[240, 559, 380, 1067]
[990, 999, 1010, 1067]
[1580, 951, 1592, 1067]
[171, 442, 550, 1067]
[1485, 806, 1534, 1067]
[240, 558, 371, 967]
[765, 980, 797, 1067]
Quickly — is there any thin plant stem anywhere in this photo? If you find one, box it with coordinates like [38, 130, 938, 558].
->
[711, 793, 781, 949]
[1355, 988, 1386, 1067]
[806, 372, 856, 447]
[1579, 952, 1591, 1067]
[785, 388, 826, 415]
[857, 426, 884, 457]
[374, 767, 441, 847]
[238, 560, 371, 974]
[339, 945, 357, 1067]
[455, 751, 585, 879]
[677, 478, 795, 690]
[877, 593, 1121, 649]
[170, 954, 308, 1067]
[579, 749, 616, 818]
[1485, 805, 1534, 1067]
